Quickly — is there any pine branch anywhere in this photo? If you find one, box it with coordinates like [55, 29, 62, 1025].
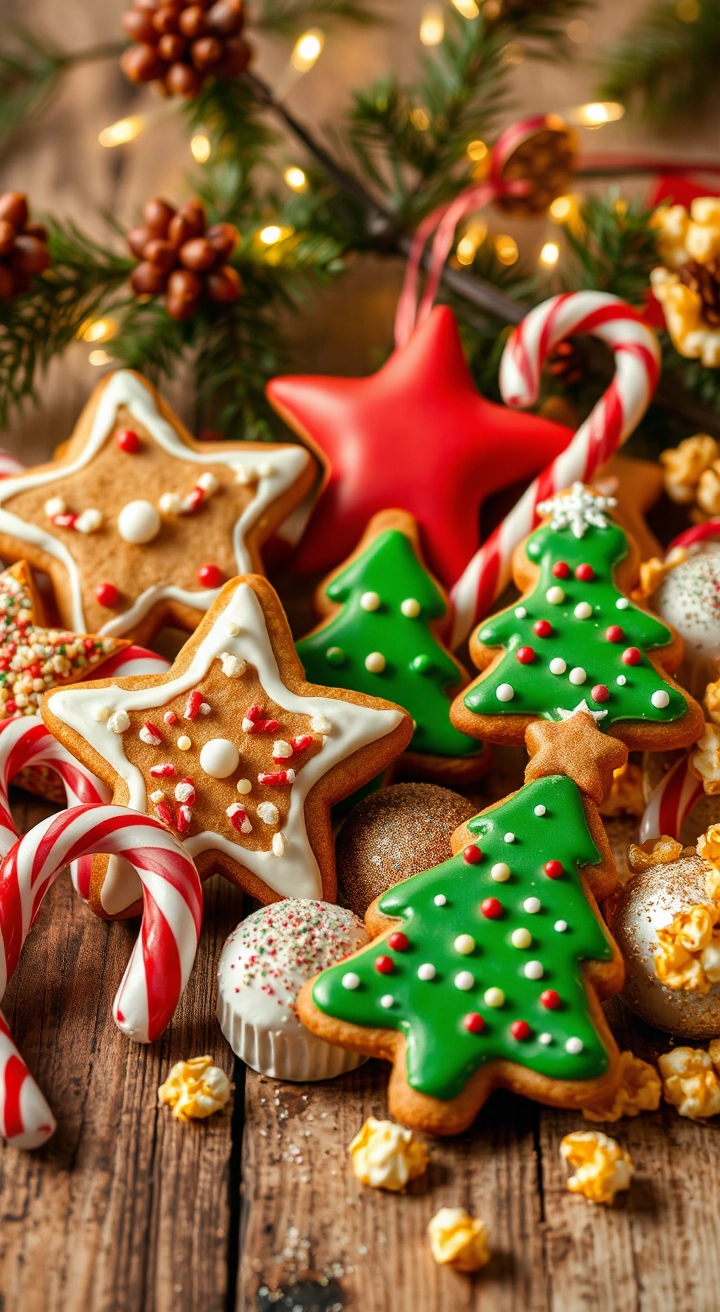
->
[561, 192, 660, 304]
[597, 1, 720, 125]
[254, 0, 387, 35]
[0, 28, 124, 148]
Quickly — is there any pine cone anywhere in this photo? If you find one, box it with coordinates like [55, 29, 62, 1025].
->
[678, 258, 720, 329]
[128, 196, 242, 320]
[120, 0, 251, 98]
[0, 193, 51, 301]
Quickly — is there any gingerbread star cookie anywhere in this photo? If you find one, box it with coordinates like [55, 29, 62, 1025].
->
[42, 575, 413, 918]
[0, 370, 316, 645]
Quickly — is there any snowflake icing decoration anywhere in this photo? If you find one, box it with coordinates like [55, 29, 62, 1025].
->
[537, 483, 617, 539]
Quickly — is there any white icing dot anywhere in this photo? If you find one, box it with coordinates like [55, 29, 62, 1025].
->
[534, 804, 546, 816]
[569, 667, 587, 686]
[454, 934, 475, 955]
[484, 987, 505, 1008]
[514, 606, 527, 618]
[365, 652, 386, 673]
[107, 709, 130, 735]
[199, 738, 240, 778]
[511, 928, 532, 949]
[554, 919, 568, 933]
[237, 778, 252, 795]
[310, 714, 332, 734]
[342, 972, 360, 990]
[549, 657, 567, 675]
[272, 832, 286, 857]
[539, 1032, 553, 1045]
[401, 597, 421, 618]
[177, 735, 192, 751]
[496, 683, 515, 702]
[524, 897, 541, 914]
[504, 832, 516, 844]
[434, 894, 448, 906]
[380, 994, 394, 1008]
[524, 960, 544, 980]
[93, 705, 110, 723]
[565, 1037, 584, 1055]
[616, 675, 627, 686]
[491, 862, 511, 882]
[257, 801, 279, 825]
[418, 963, 436, 981]
[454, 970, 475, 991]
[44, 495, 66, 518]
[226, 622, 239, 636]
[117, 499, 161, 545]
[546, 586, 565, 605]
[616, 598, 629, 610]
[360, 591, 380, 612]
[651, 689, 670, 709]
[574, 601, 593, 620]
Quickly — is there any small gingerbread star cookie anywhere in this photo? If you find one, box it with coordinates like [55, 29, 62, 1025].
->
[0, 370, 316, 645]
[42, 575, 413, 918]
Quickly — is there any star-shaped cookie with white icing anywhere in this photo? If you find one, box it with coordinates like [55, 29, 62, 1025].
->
[42, 575, 413, 918]
[0, 370, 316, 645]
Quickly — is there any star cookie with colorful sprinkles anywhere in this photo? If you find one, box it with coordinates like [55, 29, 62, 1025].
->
[41, 574, 412, 919]
[450, 484, 704, 751]
[297, 714, 625, 1135]
[0, 369, 316, 646]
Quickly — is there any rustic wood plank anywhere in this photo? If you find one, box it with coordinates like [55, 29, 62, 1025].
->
[0, 791, 243, 1312]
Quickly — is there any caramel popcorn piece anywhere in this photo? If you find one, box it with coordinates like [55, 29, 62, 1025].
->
[658, 1047, 720, 1120]
[698, 464, 720, 517]
[653, 903, 720, 994]
[707, 1037, 720, 1070]
[427, 1207, 491, 1273]
[692, 723, 720, 793]
[583, 1051, 662, 1123]
[705, 686, 720, 728]
[627, 835, 683, 873]
[560, 1130, 633, 1205]
[660, 434, 719, 504]
[634, 547, 689, 602]
[349, 1118, 429, 1191]
[697, 822, 720, 869]
[652, 198, 720, 365]
[157, 1055, 231, 1121]
[598, 762, 645, 818]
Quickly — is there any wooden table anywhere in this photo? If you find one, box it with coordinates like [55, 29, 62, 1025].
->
[2, 773, 720, 1312]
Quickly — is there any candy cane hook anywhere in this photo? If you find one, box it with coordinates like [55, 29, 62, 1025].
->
[450, 291, 661, 647]
[639, 754, 704, 844]
[0, 803, 203, 1149]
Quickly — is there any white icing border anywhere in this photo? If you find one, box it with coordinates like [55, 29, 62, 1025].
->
[48, 582, 404, 908]
[0, 371, 310, 637]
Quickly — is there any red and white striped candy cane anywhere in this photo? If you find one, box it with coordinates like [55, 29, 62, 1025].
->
[100, 644, 171, 679]
[449, 291, 661, 647]
[639, 754, 704, 844]
[0, 803, 203, 1149]
[0, 1011, 55, 1150]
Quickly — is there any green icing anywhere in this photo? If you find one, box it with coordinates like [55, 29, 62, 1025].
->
[312, 774, 615, 1100]
[297, 528, 480, 759]
[464, 518, 688, 728]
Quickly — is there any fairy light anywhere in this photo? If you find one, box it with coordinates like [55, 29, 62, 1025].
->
[77, 318, 117, 344]
[420, 5, 445, 44]
[260, 225, 283, 245]
[467, 139, 488, 162]
[501, 42, 525, 65]
[452, 0, 480, 16]
[410, 107, 431, 131]
[284, 166, 308, 191]
[190, 134, 211, 163]
[456, 221, 487, 266]
[549, 195, 574, 221]
[567, 102, 625, 127]
[495, 234, 519, 266]
[98, 116, 145, 148]
[539, 241, 560, 267]
[291, 29, 324, 71]
[88, 349, 113, 367]
[566, 18, 590, 42]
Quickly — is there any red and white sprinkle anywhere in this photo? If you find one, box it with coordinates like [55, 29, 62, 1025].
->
[139, 720, 163, 746]
[150, 763, 176, 778]
[258, 769, 295, 786]
[226, 802, 252, 834]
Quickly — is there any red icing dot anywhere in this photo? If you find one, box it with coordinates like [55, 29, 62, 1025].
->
[511, 1020, 532, 1040]
[605, 625, 624, 643]
[534, 619, 553, 638]
[622, 647, 641, 666]
[388, 932, 409, 952]
[96, 582, 119, 608]
[552, 561, 570, 579]
[591, 684, 609, 703]
[374, 955, 394, 975]
[463, 1012, 485, 1034]
[516, 646, 535, 664]
[481, 897, 503, 919]
[541, 989, 561, 1010]
[463, 844, 482, 865]
[116, 428, 140, 453]
[197, 563, 224, 588]
[575, 563, 594, 581]
[544, 860, 564, 879]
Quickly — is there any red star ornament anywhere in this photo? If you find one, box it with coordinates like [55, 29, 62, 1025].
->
[267, 305, 572, 588]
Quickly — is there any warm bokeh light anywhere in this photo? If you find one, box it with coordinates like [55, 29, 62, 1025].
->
[501, 42, 525, 65]
[291, 29, 324, 71]
[456, 221, 487, 266]
[495, 234, 519, 265]
[284, 166, 308, 191]
[567, 101, 625, 127]
[676, 0, 701, 20]
[78, 318, 117, 344]
[410, 107, 431, 131]
[467, 139, 488, 162]
[539, 241, 560, 267]
[190, 134, 211, 163]
[567, 18, 590, 42]
[420, 4, 445, 44]
[98, 116, 145, 148]
[88, 349, 113, 367]
[549, 195, 574, 221]
[452, 0, 480, 16]
[259, 225, 283, 245]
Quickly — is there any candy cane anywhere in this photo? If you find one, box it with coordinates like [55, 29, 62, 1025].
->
[0, 803, 203, 1148]
[449, 291, 661, 647]
[0, 451, 24, 479]
[639, 754, 704, 844]
[98, 643, 171, 680]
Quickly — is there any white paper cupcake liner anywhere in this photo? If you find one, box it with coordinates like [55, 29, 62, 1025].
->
[217, 990, 367, 1082]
